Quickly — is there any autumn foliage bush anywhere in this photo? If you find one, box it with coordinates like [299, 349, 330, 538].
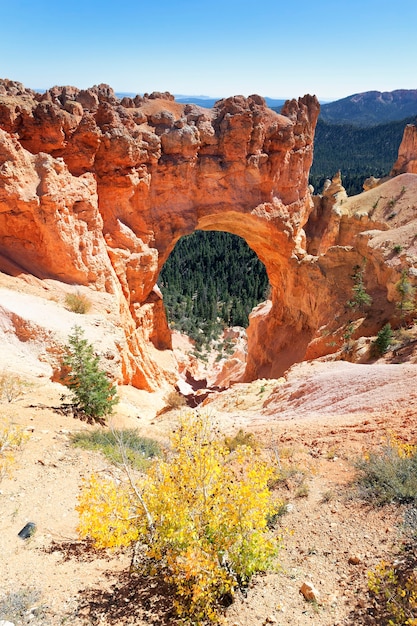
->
[359, 434, 417, 624]
[368, 551, 417, 625]
[77, 412, 281, 623]
[0, 422, 27, 482]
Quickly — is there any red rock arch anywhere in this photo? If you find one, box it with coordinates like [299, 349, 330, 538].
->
[95, 93, 322, 384]
[0, 81, 325, 388]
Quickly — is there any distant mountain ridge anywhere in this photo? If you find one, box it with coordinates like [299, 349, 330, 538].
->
[36, 88, 417, 125]
[320, 89, 417, 126]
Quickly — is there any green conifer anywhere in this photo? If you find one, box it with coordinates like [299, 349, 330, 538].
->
[61, 326, 118, 421]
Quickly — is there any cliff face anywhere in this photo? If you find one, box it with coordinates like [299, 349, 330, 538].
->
[0, 129, 113, 288]
[2, 79, 415, 389]
[391, 122, 417, 175]
[0, 79, 325, 386]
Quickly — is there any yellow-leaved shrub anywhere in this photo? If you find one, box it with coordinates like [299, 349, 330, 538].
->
[77, 412, 281, 623]
[387, 431, 417, 459]
[0, 421, 27, 482]
[77, 473, 140, 549]
[368, 558, 417, 625]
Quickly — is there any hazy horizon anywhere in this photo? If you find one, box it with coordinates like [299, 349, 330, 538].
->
[22, 88, 416, 108]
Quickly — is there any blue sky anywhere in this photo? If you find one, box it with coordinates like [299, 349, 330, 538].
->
[2, 0, 416, 101]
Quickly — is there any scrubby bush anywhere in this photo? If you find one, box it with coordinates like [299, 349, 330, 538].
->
[77, 412, 281, 622]
[0, 422, 27, 482]
[355, 434, 417, 505]
[64, 292, 91, 314]
[356, 436, 417, 623]
[0, 372, 32, 403]
[71, 429, 161, 471]
[61, 325, 118, 422]
[224, 428, 258, 451]
[164, 390, 187, 410]
[368, 549, 417, 625]
[0, 587, 45, 624]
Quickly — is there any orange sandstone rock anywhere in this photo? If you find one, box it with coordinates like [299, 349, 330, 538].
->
[0, 80, 324, 387]
[2, 79, 415, 390]
[391, 121, 417, 175]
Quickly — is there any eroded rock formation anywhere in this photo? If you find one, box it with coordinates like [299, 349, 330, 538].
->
[305, 171, 348, 255]
[391, 121, 417, 175]
[1, 78, 416, 390]
[0, 79, 324, 386]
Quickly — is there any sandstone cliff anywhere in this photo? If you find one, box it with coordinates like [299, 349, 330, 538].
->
[391, 121, 417, 175]
[0, 79, 322, 388]
[1, 78, 417, 390]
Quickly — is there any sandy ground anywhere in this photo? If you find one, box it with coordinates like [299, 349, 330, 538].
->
[1, 359, 416, 625]
[1, 276, 417, 625]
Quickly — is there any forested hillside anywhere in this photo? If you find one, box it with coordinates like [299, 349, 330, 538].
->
[158, 231, 269, 348]
[310, 116, 413, 195]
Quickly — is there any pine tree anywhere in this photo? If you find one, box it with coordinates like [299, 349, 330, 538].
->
[372, 323, 393, 356]
[347, 264, 372, 312]
[396, 269, 415, 323]
[61, 325, 119, 421]
[159, 231, 269, 337]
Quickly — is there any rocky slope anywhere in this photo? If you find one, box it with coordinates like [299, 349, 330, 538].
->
[1, 78, 417, 394]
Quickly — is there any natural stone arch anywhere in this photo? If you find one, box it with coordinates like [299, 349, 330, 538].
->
[2, 81, 415, 391]
[94, 94, 323, 384]
[156, 217, 310, 382]
[0, 82, 334, 389]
